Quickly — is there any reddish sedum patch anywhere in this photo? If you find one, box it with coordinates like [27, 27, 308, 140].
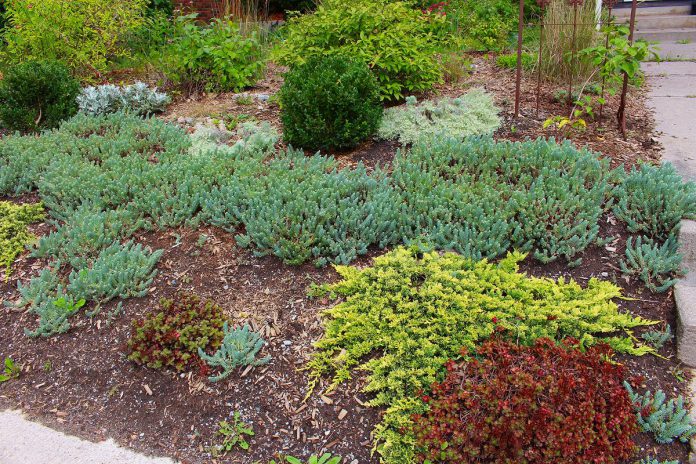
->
[412, 338, 638, 464]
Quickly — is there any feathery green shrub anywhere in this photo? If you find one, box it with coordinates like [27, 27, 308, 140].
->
[0, 201, 44, 279]
[377, 89, 500, 145]
[0, 60, 79, 132]
[279, 56, 382, 151]
[625, 382, 696, 444]
[621, 235, 682, 293]
[199, 322, 271, 382]
[273, 0, 449, 101]
[308, 247, 654, 463]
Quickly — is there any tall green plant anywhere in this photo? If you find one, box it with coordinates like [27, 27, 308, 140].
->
[2, 0, 147, 75]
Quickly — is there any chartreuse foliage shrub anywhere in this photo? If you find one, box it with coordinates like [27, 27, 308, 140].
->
[274, 0, 450, 101]
[1, 0, 147, 74]
[412, 338, 638, 464]
[625, 382, 696, 444]
[377, 89, 500, 145]
[307, 247, 654, 463]
[0, 201, 44, 279]
[128, 293, 225, 372]
[279, 56, 382, 151]
[0, 60, 79, 132]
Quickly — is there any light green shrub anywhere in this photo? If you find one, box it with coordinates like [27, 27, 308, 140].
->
[2, 0, 147, 74]
[273, 0, 450, 101]
[377, 89, 501, 145]
[0, 201, 44, 279]
[308, 247, 655, 463]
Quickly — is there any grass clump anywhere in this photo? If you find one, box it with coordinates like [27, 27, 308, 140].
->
[308, 246, 654, 463]
[377, 89, 501, 145]
[0, 201, 44, 279]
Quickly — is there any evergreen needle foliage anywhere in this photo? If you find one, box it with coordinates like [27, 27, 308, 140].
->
[0, 201, 44, 280]
[620, 235, 683, 293]
[377, 89, 501, 145]
[641, 324, 672, 350]
[308, 247, 655, 463]
[625, 382, 696, 444]
[199, 322, 271, 382]
[613, 163, 696, 240]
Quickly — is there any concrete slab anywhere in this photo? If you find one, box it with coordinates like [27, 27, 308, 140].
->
[0, 410, 176, 464]
[653, 40, 696, 61]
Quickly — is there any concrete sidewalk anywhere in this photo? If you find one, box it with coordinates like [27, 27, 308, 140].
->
[0, 409, 176, 464]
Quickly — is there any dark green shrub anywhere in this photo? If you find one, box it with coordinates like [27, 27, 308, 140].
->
[274, 0, 449, 101]
[0, 60, 79, 132]
[128, 292, 226, 372]
[279, 56, 382, 151]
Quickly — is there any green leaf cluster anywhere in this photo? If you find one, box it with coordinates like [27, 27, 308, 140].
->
[0, 357, 21, 383]
[377, 89, 500, 145]
[0, 200, 44, 280]
[270, 454, 342, 464]
[215, 411, 255, 454]
[199, 322, 271, 382]
[641, 324, 672, 350]
[307, 247, 655, 463]
[625, 382, 696, 444]
[621, 235, 682, 293]
[273, 0, 450, 101]
[637, 458, 679, 464]
[279, 55, 383, 151]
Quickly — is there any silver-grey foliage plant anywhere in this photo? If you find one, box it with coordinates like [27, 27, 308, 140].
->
[198, 322, 271, 382]
[77, 82, 170, 117]
[377, 88, 501, 145]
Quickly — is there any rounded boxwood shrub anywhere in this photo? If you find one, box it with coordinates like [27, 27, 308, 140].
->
[0, 60, 79, 133]
[279, 56, 382, 151]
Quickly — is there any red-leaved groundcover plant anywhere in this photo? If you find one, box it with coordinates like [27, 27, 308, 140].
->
[412, 337, 639, 464]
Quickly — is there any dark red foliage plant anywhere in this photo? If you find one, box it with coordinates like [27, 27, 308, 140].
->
[127, 292, 225, 373]
[411, 337, 639, 464]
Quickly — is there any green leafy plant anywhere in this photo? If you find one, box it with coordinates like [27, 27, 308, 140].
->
[1, 0, 147, 75]
[274, 0, 450, 101]
[165, 16, 265, 93]
[199, 322, 271, 382]
[0, 201, 44, 280]
[412, 338, 639, 464]
[444, 0, 516, 51]
[496, 52, 536, 70]
[24, 295, 86, 338]
[214, 411, 255, 454]
[128, 293, 225, 372]
[377, 89, 500, 145]
[641, 324, 672, 350]
[0, 60, 79, 132]
[273, 454, 342, 464]
[620, 235, 682, 293]
[308, 247, 654, 463]
[637, 458, 679, 464]
[279, 55, 383, 151]
[625, 382, 696, 444]
[613, 163, 696, 240]
[0, 357, 21, 383]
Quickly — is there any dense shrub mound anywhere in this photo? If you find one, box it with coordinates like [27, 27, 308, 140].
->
[280, 55, 382, 151]
[307, 247, 653, 463]
[0, 60, 80, 132]
[274, 0, 450, 101]
[412, 338, 639, 464]
[128, 293, 225, 372]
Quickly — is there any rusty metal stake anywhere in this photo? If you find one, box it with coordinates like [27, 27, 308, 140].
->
[514, 0, 525, 118]
[598, 6, 613, 122]
[536, 12, 546, 116]
[567, 3, 578, 108]
[617, 0, 637, 138]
